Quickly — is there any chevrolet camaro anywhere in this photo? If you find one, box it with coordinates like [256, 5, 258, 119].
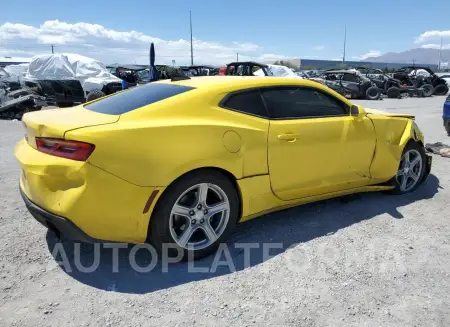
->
[15, 76, 432, 259]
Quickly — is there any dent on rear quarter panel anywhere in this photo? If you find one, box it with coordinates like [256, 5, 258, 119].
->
[368, 116, 412, 184]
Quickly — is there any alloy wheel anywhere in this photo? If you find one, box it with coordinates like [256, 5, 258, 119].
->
[169, 183, 230, 250]
[396, 149, 423, 192]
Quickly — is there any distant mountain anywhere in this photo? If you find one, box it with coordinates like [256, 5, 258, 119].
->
[366, 48, 450, 65]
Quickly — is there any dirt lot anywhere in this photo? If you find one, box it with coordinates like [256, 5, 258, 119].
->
[1, 97, 450, 327]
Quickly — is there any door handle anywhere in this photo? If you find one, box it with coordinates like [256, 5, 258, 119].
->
[277, 133, 300, 141]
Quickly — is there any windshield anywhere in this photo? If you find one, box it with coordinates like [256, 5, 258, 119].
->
[136, 69, 149, 80]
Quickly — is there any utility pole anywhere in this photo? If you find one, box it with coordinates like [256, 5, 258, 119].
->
[189, 10, 194, 65]
[342, 25, 347, 64]
[438, 36, 443, 71]
[237, 53, 239, 61]
[51, 45, 55, 54]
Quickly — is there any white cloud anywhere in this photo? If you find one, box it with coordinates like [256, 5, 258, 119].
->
[312, 46, 325, 51]
[416, 30, 450, 43]
[352, 50, 382, 60]
[0, 20, 289, 65]
[421, 43, 450, 50]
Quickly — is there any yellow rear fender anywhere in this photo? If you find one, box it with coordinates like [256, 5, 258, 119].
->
[66, 115, 269, 187]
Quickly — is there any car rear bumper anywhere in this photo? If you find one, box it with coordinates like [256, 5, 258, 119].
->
[20, 187, 99, 243]
[15, 138, 162, 243]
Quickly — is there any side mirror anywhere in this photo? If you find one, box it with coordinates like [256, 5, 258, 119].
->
[351, 104, 366, 121]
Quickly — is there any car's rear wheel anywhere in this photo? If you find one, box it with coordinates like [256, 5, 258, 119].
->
[386, 86, 401, 99]
[434, 84, 449, 96]
[365, 86, 381, 100]
[148, 170, 239, 260]
[390, 142, 427, 194]
[419, 84, 434, 97]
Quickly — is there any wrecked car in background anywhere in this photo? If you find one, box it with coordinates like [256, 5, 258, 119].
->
[3, 64, 29, 88]
[254, 64, 303, 78]
[223, 61, 268, 76]
[222, 62, 302, 79]
[0, 66, 23, 91]
[0, 67, 46, 120]
[108, 64, 149, 87]
[318, 70, 381, 100]
[23, 54, 123, 106]
[181, 65, 219, 76]
[357, 67, 431, 98]
[393, 66, 448, 96]
[154, 65, 187, 80]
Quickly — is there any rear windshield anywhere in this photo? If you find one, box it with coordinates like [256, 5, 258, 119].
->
[85, 83, 195, 115]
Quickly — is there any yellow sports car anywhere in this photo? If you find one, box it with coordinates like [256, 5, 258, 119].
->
[15, 76, 431, 259]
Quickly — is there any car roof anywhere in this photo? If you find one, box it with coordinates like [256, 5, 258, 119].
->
[226, 61, 268, 67]
[156, 76, 325, 91]
[107, 64, 146, 71]
[188, 65, 216, 69]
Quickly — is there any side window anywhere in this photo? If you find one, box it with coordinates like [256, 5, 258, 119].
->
[342, 73, 360, 83]
[261, 87, 349, 119]
[221, 90, 268, 118]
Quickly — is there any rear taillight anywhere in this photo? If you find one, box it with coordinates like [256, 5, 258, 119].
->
[35, 138, 95, 161]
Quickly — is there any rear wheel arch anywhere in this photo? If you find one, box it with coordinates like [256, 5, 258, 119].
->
[148, 167, 243, 234]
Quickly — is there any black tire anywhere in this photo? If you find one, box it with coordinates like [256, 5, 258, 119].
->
[365, 86, 381, 100]
[148, 170, 240, 261]
[386, 86, 401, 99]
[434, 84, 449, 96]
[86, 90, 105, 102]
[419, 84, 434, 97]
[388, 142, 427, 195]
[445, 122, 450, 136]
[56, 102, 74, 108]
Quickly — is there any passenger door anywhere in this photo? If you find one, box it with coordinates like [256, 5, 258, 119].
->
[264, 86, 376, 201]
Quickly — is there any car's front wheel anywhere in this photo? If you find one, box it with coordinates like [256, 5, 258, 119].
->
[391, 142, 427, 194]
[149, 170, 240, 260]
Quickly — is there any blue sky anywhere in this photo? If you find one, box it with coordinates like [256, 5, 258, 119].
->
[0, 0, 449, 65]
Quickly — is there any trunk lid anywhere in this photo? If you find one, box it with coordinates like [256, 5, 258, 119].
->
[23, 105, 118, 149]
[364, 108, 415, 119]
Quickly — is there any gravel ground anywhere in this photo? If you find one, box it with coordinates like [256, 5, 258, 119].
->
[1, 97, 450, 327]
